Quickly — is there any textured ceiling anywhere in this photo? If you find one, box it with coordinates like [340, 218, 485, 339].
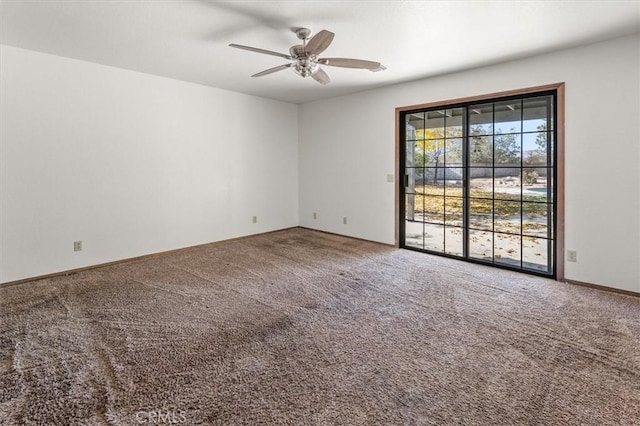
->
[1, 0, 639, 104]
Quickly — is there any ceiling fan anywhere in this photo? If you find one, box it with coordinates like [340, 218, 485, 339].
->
[229, 28, 385, 85]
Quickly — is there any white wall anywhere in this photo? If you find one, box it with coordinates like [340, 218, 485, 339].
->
[299, 33, 640, 293]
[3, 34, 639, 293]
[0, 45, 299, 283]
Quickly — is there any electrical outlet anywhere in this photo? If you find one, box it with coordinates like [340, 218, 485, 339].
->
[252, 216, 257, 224]
[313, 212, 317, 219]
[343, 217, 348, 225]
[567, 250, 577, 262]
[73, 240, 82, 252]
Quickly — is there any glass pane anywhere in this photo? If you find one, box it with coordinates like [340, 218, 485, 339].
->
[445, 108, 464, 138]
[494, 201, 521, 234]
[522, 168, 550, 202]
[469, 198, 493, 230]
[445, 185, 464, 198]
[411, 168, 425, 192]
[495, 233, 521, 267]
[469, 230, 492, 261]
[445, 168, 464, 196]
[523, 96, 553, 132]
[494, 171, 522, 201]
[545, 170, 553, 202]
[522, 132, 547, 166]
[445, 197, 464, 226]
[406, 139, 424, 167]
[446, 138, 463, 164]
[495, 100, 521, 135]
[548, 133, 555, 167]
[423, 195, 444, 224]
[445, 226, 464, 256]
[469, 173, 493, 199]
[423, 139, 445, 167]
[522, 184, 547, 201]
[469, 103, 493, 135]
[406, 112, 424, 140]
[424, 110, 445, 139]
[405, 194, 422, 221]
[405, 220, 424, 249]
[404, 167, 420, 194]
[422, 168, 444, 196]
[494, 133, 521, 165]
[523, 237, 549, 273]
[470, 135, 493, 166]
[522, 202, 550, 238]
[424, 223, 444, 252]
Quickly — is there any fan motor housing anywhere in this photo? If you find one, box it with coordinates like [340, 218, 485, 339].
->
[289, 45, 306, 58]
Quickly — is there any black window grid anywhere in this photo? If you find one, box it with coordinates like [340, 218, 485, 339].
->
[401, 91, 557, 277]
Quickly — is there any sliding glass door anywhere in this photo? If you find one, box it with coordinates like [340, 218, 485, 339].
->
[401, 91, 556, 277]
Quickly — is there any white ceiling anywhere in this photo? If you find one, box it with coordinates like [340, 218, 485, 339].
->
[1, 0, 639, 104]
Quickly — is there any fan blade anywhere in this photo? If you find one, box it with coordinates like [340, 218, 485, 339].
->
[229, 43, 292, 60]
[311, 68, 331, 85]
[251, 63, 292, 77]
[318, 58, 381, 69]
[304, 30, 334, 56]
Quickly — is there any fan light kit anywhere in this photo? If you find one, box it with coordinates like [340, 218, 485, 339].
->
[229, 28, 385, 85]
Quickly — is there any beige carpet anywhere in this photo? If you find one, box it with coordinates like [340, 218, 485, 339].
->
[1, 228, 638, 425]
